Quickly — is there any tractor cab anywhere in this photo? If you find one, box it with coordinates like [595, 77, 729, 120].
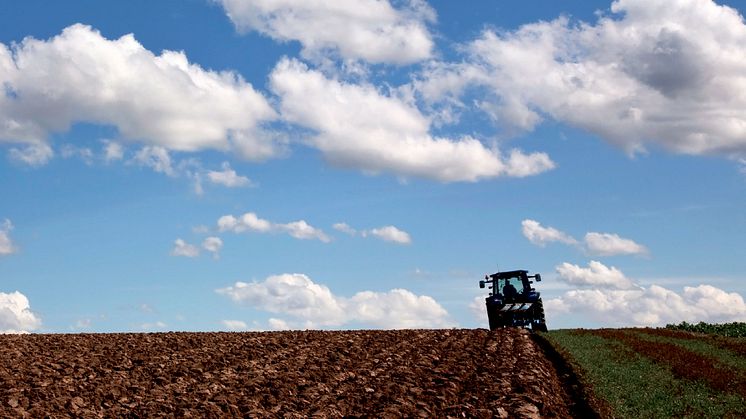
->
[479, 270, 541, 304]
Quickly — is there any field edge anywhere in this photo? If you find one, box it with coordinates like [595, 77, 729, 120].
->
[532, 332, 610, 418]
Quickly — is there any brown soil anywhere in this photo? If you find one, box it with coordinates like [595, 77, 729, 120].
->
[0, 328, 577, 418]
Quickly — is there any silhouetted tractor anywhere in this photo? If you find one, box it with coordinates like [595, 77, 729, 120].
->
[479, 270, 548, 332]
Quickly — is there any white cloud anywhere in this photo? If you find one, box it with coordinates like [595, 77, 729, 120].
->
[419, 0, 746, 159]
[333, 222, 411, 244]
[216, 273, 454, 329]
[279, 220, 331, 242]
[130, 151, 254, 195]
[0, 291, 41, 334]
[138, 303, 155, 314]
[192, 225, 210, 234]
[170, 239, 200, 258]
[218, 213, 272, 233]
[332, 222, 357, 235]
[220, 319, 248, 331]
[133, 146, 176, 177]
[547, 261, 746, 326]
[201, 236, 223, 258]
[102, 140, 124, 162]
[0, 24, 279, 161]
[521, 219, 577, 247]
[349, 289, 451, 328]
[217, 274, 345, 326]
[60, 144, 94, 165]
[270, 58, 555, 182]
[171, 236, 223, 259]
[139, 321, 167, 330]
[207, 162, 252, 187]
[556, 261, 639, 290]
[218, 212, 330, 242]
[73, 318, 92, 330]
[546, 284, 746, 327]
[469, 295, 488, 325]
[267, 318, 291, 330]
[522, 219, 648, 256]
[584, 232, 648, 256]
[8, 143, 53, 166]
[0, 219, 17, 256]
[366, 225, 412, 245]
[217, 0, 436, 64]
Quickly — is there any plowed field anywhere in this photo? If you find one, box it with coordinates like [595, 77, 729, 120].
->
[0, 328, 579, 418]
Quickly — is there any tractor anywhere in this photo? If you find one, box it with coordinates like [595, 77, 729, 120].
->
[479, 270, 548, 332]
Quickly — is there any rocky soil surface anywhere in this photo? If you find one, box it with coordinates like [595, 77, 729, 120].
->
[0, 328, 576, 418]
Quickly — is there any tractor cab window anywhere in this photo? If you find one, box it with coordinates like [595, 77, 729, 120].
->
[499, 277, 525, 299]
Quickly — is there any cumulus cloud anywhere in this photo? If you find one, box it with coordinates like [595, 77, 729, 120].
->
[0, 24, 279, 161]
[546, 284, 746, 327]
[469, 295, 488, 325]
[102, 140, 124, 162]
[0, 219, 17, 256]
[218, 212, 330, 242]
[217, 0, 435, 64]
[220, 319, 248, 331]
[202, 236, 223, 258]
[522, 219, 648, 256]
[584, 232, 648, 256]
[8, 143, 53, 167]
[207, 162, 253, 187]
[521, 219, 577, 247]
[171, 236, 223, 259]
[270, 58, 555, 182]
[268, 318, 291, 330]
[60, 144, 94, 165]
[73, 318, 92, 330]
[218, 213, 272, 233]
[216, 273, 454, 329]
[418, 0, 746, 160]
[556, 261, 639, 290]
[348, 289, 450, 328]
[133, 146, 176, 176]
[365, 226, 412, 245]
[217, 274, 345, 326]
[171, 239, 200, 258]
[333, 222, 411, 244]
[0, 291, 42, 334]
[140, 321, 167, 330]
[332, 222, 357, 235]
[279, 220, 331, 242]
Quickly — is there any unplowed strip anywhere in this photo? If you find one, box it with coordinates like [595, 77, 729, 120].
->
[634, 327, 746, 358]
[0, 329, 576, 418]
[586, 329, 746, 397]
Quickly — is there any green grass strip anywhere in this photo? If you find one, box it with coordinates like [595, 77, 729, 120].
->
[544, 330, 746, 418]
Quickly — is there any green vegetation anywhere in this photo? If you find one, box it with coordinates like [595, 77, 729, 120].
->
[665, 321, 746, 337]
[543, 329, 746, 418]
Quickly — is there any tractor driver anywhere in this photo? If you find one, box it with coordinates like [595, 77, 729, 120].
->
[503, 280, 518, 301]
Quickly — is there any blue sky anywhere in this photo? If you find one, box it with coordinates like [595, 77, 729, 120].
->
[1, 0, 745, 333]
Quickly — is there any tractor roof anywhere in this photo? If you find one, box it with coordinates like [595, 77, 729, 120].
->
[487, 270, 528, 280]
